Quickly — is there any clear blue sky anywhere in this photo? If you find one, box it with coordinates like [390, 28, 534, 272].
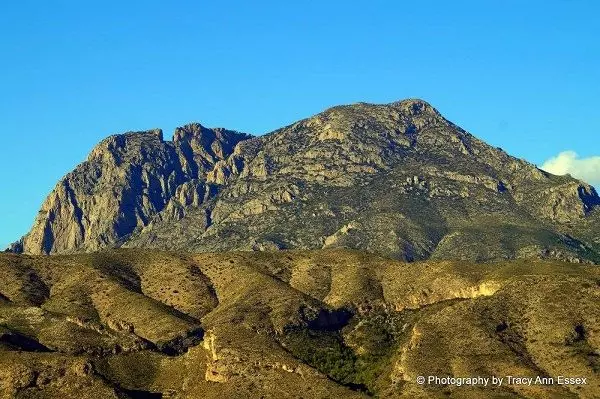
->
[1, 0, 599, 249]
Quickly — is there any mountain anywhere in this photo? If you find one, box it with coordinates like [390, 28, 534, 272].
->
[4, 100, 600, 398]
[1, 249, 599, 398]
[16, 99, 600, 263]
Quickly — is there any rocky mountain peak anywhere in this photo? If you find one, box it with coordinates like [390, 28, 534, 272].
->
[173, 123, 248, 146]
[87, 128, 165, 163]
[173, 123, 209, 142]
[147, 128, 164, 141]
[14, 99, 600, 262]
[390, 98, 440, 116]
[174, 123, 250, 154]
[172, 123, 250, 179]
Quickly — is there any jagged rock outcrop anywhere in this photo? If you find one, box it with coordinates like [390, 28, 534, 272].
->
[17, 99, 600, 262]
[21, 126, 249, 254]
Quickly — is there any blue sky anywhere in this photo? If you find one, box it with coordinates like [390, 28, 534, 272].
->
[1, 0, 599, 249]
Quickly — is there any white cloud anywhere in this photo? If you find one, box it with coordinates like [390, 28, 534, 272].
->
[541, 151, 600, 187]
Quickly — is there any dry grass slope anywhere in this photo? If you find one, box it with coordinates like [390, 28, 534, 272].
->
[0, 249, 599, 398]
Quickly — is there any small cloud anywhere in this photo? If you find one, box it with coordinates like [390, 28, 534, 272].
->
[541, 151, 600, 187]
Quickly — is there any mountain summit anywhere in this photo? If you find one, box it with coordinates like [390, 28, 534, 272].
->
[17, 99, 600, 262]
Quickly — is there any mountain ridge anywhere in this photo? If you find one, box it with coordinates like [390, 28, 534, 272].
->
[11, 99, 600, 263]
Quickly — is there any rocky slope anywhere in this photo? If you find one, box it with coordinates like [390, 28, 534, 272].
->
[1, 249, 599, 398]
[16, 99, 600, 263]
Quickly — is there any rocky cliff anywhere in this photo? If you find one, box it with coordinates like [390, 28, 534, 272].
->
[21, 126, 250, 255]
[17, 99, 600, 262]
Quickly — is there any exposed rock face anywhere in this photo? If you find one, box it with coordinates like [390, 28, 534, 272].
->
[22, 126, 249, 254]
[19, 99, 600, 262]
